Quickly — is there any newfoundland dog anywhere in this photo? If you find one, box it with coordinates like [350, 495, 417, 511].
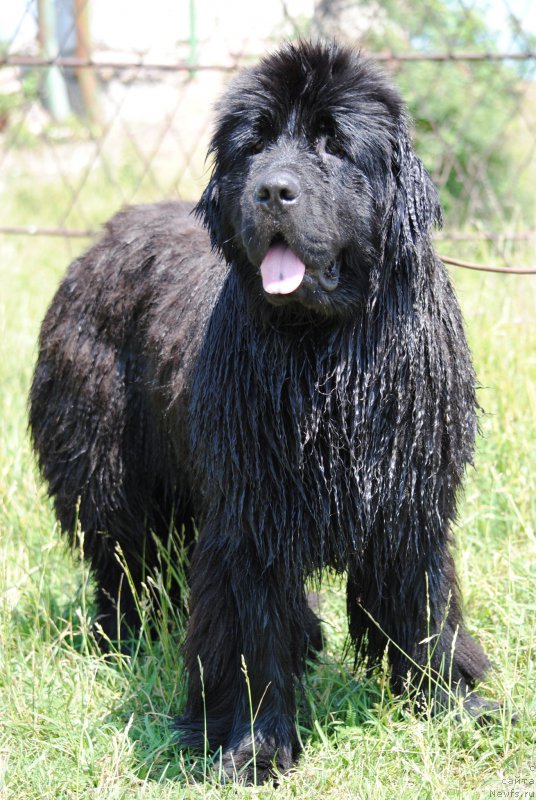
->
[30, 41, 495, 781]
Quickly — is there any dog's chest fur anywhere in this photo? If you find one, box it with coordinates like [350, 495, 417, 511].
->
[187, 273, 387, 572]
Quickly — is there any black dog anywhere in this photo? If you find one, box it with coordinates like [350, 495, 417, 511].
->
[30, 41, 495, 781]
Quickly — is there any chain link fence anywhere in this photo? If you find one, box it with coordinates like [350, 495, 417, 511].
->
[1, 0, 535, 265]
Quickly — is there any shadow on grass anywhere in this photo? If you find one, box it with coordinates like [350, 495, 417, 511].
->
[9, 575, 519, 790]
[10, 579, 380, 786]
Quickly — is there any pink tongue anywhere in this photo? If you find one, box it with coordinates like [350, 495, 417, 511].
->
[260, 244, 306, 295]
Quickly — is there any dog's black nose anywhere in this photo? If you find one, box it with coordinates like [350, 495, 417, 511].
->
[254, 171, 301, 208]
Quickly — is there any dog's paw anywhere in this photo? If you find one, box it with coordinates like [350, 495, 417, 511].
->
[221, 730, 296, 785]
[463, 693, 518, 726]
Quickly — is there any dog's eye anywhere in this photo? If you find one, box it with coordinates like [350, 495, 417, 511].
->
[316, 134, 346, 160]
[324, 137, 346, 159]
[250, 140, 264, 155]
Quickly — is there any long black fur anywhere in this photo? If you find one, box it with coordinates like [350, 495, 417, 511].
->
[30, 41, 494, 782]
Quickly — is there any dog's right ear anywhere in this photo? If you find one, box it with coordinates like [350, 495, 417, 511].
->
[194, 174, 225, 253]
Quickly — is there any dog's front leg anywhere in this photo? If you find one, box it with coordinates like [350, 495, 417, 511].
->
[178, 528, 308, 783]
[346, 544, 492, 717]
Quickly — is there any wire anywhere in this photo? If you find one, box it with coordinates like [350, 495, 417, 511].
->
[440, 255, 536, 275]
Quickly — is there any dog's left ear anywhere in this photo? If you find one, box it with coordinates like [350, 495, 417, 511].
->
[385, 120, 442, 259]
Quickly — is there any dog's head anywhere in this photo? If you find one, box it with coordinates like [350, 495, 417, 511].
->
[196, 40, 441, 319]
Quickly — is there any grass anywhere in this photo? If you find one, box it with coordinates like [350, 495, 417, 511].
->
[0, 195, 535, 798]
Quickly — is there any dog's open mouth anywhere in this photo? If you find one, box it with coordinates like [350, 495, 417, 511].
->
[260, 241, 339, 295]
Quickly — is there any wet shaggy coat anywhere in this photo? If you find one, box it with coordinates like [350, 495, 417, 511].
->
[30, 41, 492, 781]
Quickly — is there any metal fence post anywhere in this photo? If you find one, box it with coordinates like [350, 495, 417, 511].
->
[37, 0, 71, 121]
[74, 0, 100, 124]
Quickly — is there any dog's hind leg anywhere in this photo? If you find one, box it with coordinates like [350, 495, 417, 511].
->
[29, 308, 192, 644]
